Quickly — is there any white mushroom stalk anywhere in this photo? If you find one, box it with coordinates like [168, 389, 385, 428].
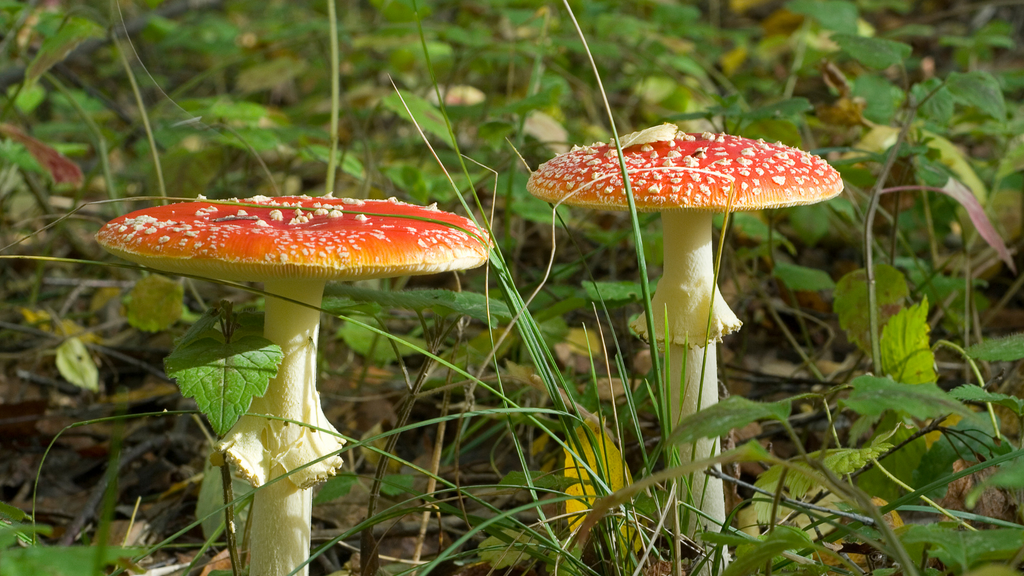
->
[218, 278, 342, 576]
[631, 210, 741, 540]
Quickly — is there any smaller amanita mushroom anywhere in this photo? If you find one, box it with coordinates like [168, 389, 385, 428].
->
[527, 125, 842, 562]
[96, 195, 491, 576]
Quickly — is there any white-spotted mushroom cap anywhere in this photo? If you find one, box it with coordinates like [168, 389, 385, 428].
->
[96, 195, 491, 281]
[526, 124, 843, 211]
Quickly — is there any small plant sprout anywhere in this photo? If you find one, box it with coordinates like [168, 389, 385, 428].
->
[527, 124, 843, 559]
[96, 195, 491, 576]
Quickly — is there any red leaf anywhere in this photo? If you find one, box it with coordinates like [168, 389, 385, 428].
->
[939, 178, 1016, 274]
[0, 123, 83, 187]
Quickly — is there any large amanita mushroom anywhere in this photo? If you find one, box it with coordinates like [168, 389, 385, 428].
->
[96, 195, 491, 576]
[527, 125, 842, 552]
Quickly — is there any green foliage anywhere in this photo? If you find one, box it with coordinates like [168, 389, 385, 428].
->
[314, 473, 360, 504]
[900, 525, 1024, 573]
[323, 286, 511, 327]
[946, 71, 1007, 119]
[880, 297, 936, 384]
[24, 17, 103, 87]
[126, 275, 184, 333]
[842, 375, 976, 421]
[725, 526, 818, 576]
[834, 265, 909, 354]
[670, 397, 791, 445]
[833, 34, 913, 69]
[772, 262, 836, 292]
[964, 333, 1024, 362]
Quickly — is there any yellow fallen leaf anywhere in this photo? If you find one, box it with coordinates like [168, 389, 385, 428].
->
[20, 307, 100, 343]
[564, 419, 639, 551]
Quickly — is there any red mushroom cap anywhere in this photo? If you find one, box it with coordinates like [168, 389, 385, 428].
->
[527, 126, 843, 212]
[96, 196, 491, 282]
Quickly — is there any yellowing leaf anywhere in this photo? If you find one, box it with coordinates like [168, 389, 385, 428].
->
[833, 265, 908, 354]
[564, 420, 638, 551]
[19, 308, 100, 343]
[921, 130, 987, 203]
[719, 45, 748, 77]
[880, 297, 937, 384]
[56, 337, 98, 392]
[127, 275, 183, 332]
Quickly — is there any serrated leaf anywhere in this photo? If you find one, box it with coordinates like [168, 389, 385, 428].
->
[582, 280, 643, 306]
[381, 90, 453, 147]
[833, 265, 908, 354]
[965, 333, 1024, 362]
[833, 34, 912, 69]
[842, 375, 975, 421]
[323, 286, 509, 327]
[787, 0, 858, 34]
[900, 525, 1024, 573]
[164, 336, 283, 436]
[55, 337, 98, 392]
[773, 262, 836, 292]
[127, 275, 183, 333]
[880, 298, 936, 384]
[671, 397, 792, 445]
[949, 386, 1024, 417]
[25, 17, 104, 87]
[0, 124, 83, 186]
[314, 473, 359, 504]
[947, 71, 1006, 119]
[753, 445, 890, 523]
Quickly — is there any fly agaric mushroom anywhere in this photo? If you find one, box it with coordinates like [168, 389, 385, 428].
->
[527, 125, 842, 544]
[96, 195, 491, 576]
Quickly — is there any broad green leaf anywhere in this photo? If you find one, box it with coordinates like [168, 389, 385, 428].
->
[900, 525, 1024, 573]
[912, 78, 954, 125]
[947, 71, 1006, 119]
[787, 203, 830, 246]
[833, 265, 908, 354]
[725, 526, 817, 576]
[913, 417, 1011, 500]
[949, 386, 1024, 417]
[787, 0, 858, 34]
[55, 337, 98, 392]
[833, 34, 912, 69]
[479, 528, 539, 569]
[323, 286, 510, 327]
[24, 17, 104, 87]
[754, 444, 890, 523]
[127, 275, 183, 333]
[671, 397, 791, 445]
[0, 545, 141, 576]
[314, 473, 359, 504]
[853, 74, 903, 124]
[964, 566, 1023, 576]
[0, 124, 83, 186]
[337, 317, 427, 364]
[164, 336, 283, 436]
[772, 262, 836, 292]
[842, 375, 975, 421]
[880, 298, 936, 384]
[582, 280, 643, 306]
[965, 333, 1024, 362]
[380, 473, 415, 497]
[0, 501, 25, 523]
[196, 454, 252, 540]
[381, 90, 453, 147]
[498, 470, 578, 492]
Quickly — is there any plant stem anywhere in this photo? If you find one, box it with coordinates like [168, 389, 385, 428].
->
[115, 42, 165, 202]
[324, 0, 340, 197]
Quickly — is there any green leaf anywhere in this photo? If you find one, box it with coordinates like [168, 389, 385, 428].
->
[833, 265, 909, 354]
[965, 333, 1024, 362]
[787, 0, 858, 34]
[25, 17, 104, 87]
[313, 473, 359, 504]
[380, 473, 415, 497]
[880, 298, 936, 384]
[842, 375, 975, 421]
[337, 317, 427, 364]
[913, 78, 954, 124]
[381, 90, 453, 147]
[900, 525, 1024, 573]
[323, 286, 510, 327]
[0, 545, 142, 576]
[833, 34, 913, 69]
[164, 336, 283, 436]
[498, 470, 578, 492]
[947, 71, 1006, 119]
[772, 262, 836, 292]
[786, 203, 830, 246]
[949, 386, 1024, 417]
[127, 275, 183, 333]
[479, 528, 539, 569]
[196, 454, 252, 540]
[582, 280, 643, 306]
[736, 98, 813, 122]
[671, 397, 791, 445]
[55, 337, 98, 392]
[725, 526, 816, 576]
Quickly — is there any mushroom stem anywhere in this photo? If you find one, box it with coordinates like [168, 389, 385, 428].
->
[648, 211, 734, 571]
[219, 278, 344, 576]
